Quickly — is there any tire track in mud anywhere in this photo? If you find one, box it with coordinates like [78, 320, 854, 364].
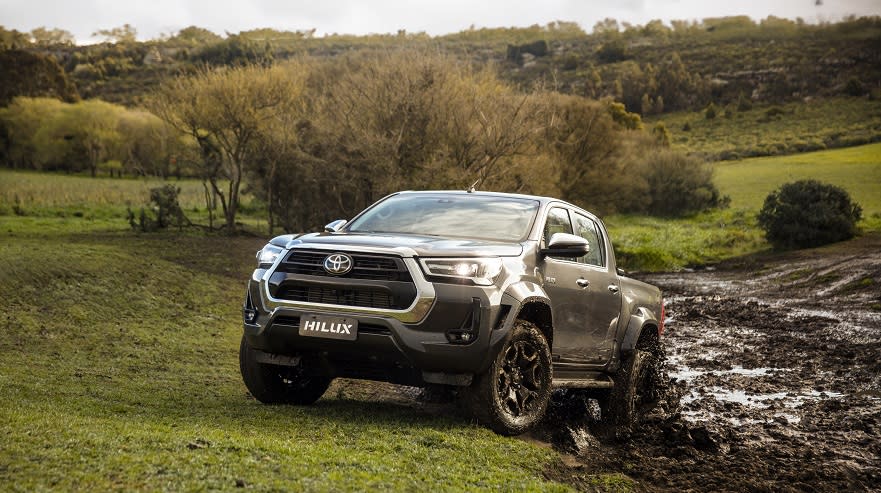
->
[542, 236, 881, 492]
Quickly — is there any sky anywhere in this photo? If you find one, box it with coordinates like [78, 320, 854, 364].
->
[1, 0, 880, 43]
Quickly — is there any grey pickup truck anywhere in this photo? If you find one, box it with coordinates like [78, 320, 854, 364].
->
[240, 190, 665, 435]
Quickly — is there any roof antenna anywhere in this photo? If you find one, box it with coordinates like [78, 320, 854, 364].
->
[467, 179, 479, 193]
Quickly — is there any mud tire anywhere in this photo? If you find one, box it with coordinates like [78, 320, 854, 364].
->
[605, 347, 663, 431]
[239, 336, 331, 405]
[462, 320, 553, 435]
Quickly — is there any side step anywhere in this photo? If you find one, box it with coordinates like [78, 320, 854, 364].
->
[552, 367, 614, 389]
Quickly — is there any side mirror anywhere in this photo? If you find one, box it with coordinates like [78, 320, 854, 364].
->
[324, 219, 348, 232]
[541, 233, 590, 258]
[616, 267, 627, 277]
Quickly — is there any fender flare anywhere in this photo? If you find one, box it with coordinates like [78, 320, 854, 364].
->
[476, 282, 553, 373]
[620, 306, 660, 353]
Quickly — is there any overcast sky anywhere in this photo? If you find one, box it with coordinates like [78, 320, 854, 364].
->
[2, 0, 879, 43]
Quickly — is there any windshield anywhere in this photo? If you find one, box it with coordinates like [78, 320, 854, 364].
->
[346, 194, 540, 242]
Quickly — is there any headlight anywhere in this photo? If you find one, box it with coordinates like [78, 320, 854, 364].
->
[419, 257, 503, 286]
[256, 244, 284, 267]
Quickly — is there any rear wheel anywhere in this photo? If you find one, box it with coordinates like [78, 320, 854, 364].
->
[462, 320, 553, 435]
[604, 340, 665, 430]
[239, 336, 331, 405]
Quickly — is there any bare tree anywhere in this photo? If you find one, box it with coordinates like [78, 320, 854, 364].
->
[150, 64, 302, 232]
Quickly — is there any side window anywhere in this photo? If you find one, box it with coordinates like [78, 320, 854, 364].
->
[572, 213, 605, 267]
[543, 207, 573, 260]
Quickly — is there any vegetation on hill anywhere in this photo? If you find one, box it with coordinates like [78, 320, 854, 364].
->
[0, 49, 79, 106]
[3, 16, 879, 111]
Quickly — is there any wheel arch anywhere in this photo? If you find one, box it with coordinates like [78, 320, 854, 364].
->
[620, 307, 661, 355]
[514, 297, 554, 351]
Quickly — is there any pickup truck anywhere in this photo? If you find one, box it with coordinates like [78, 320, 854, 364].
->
[240, 190, 665, 435]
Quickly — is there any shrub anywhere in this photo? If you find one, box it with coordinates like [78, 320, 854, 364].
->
[757, 180, 862, 249]
[641, 150, 729, 217]
[128, 184, 189, 231]
[843, 77, 866, 97]
[704, 103, 717, 119]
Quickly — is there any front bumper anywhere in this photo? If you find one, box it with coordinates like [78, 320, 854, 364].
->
[242, 257, 518, 384]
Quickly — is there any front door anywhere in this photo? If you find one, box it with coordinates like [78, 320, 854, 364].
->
[540, 207, 621, 364]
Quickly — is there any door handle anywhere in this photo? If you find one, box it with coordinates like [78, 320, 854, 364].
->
[608, 284, 619, 294]
[576, 278, 590, 288]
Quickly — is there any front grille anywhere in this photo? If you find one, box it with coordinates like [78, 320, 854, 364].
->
[279, 250, 412, 282]
[276, 284, 406, 309]
[270, 248, 418, 310]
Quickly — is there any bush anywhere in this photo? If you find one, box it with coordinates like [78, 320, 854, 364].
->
[757, 180, 862, 249]
[642, 150, 729, 217]
[705, 103, 717, 120]
[127, 184, 189, 231]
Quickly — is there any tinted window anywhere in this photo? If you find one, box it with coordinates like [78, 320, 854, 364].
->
[346, 194, 539, 242]
[572, 212, 604, 266]
[542, 207, 573, 260]
[543, 207, 573, 243]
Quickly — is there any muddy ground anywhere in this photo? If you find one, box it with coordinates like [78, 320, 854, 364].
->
[541, 234, 881, 492]
[331, 234, 881, 492]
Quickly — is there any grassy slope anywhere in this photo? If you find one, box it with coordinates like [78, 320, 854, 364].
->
[648, 97, 881, 161]
[0, 227, 574, 492]
[607, 142, 881, 271]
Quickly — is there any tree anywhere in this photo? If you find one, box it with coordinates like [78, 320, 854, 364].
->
[0, 26, 30, 48]
[193, 34, 273, 66]
[169, 26, 222, 46]
[150, 64, 302, 232]
[116, 109, 173, 176]
[651, 122, 671, 146]
[757, 180, 862, 249]
[0, 50, 79, 106]
[0, 97, 65, 168]
[92, 24, 138, 44]
[30, 27, 75, 46]
[545, 94, 638, 214]
[34, 100, 123, 176]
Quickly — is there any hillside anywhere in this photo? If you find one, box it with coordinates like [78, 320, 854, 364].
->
[3, 16, 880, 112]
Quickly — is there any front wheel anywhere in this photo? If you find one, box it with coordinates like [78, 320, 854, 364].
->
[239, 336, 331, 405]
[462, 320, 553, 435]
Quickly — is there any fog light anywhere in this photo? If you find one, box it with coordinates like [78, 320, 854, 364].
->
[243, 308, 258, 324]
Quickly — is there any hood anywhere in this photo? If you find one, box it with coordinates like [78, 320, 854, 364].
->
[286, 232, 523, 257]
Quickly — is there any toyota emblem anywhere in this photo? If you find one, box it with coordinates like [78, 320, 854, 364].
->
[323, 253, 353, 275]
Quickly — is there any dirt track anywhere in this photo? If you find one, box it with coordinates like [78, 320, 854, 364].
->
[328, 234, 881, 491]
[543, 234, 881, 491]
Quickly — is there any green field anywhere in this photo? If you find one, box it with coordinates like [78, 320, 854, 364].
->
[606, 143, 881, 270]
[0, 231, 582, 492]
[3, 142, 880, 272]
[0, 170, 267, 233]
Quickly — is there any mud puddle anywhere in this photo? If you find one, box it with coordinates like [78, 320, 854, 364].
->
[541, 234, 881, 491]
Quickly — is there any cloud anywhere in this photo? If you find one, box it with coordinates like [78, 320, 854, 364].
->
[0, 0, 878, 43]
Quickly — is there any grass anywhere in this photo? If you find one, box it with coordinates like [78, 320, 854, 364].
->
[0, 169, 269, 233]
[607, 142, 881, 271]
[714, 143, 881, 214]
[649, 97, 881, 161]
[0, 226, 574, 492]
